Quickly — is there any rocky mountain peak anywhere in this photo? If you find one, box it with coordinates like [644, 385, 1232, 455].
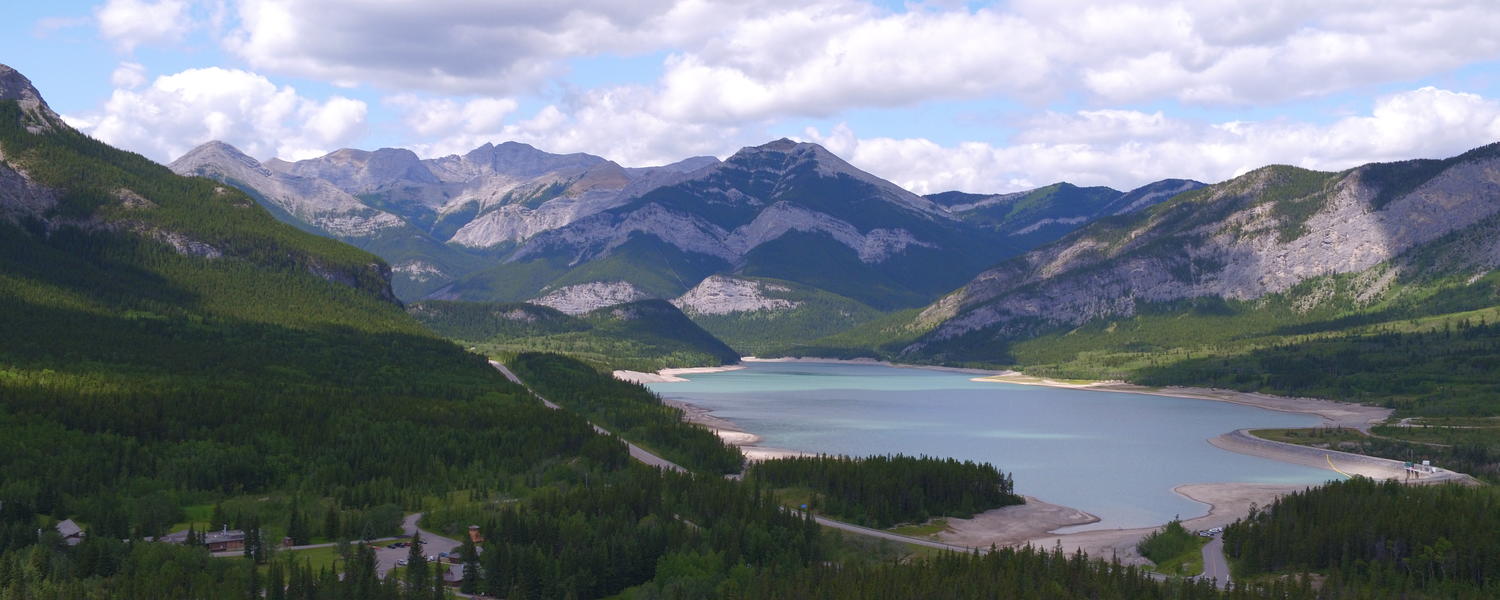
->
[720, 138, 949, 218]
[271, 146, 439, 191]
[458, 140, 607, 179]
[0, 63, 63, 133]
[171, 140, 271, 178]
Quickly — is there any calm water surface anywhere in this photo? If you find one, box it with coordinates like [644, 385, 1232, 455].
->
[648, 361, 1333, 530]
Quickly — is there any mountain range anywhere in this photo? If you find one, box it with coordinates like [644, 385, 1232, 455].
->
[170, 136, 1199, 351]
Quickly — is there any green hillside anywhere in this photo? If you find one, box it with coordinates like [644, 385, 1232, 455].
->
[0, 96, 626, 574]
[410, 298, 740, 372]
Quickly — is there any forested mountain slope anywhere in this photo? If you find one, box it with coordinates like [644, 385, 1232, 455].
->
[0, 61, 619, 572]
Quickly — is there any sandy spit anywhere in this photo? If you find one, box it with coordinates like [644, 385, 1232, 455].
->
[613, 364, 746, 384]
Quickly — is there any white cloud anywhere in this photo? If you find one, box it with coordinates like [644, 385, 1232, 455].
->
[95, 0, 191, 52]
[386, 95, 520, 141]
[78, 67, 368, 162]
[391, 86, 745, 166]
[805, 87, 1500, 194]
[217, 0, 1500, 114]
[223, 0, 801, 95]
[110, 62, 148, 88]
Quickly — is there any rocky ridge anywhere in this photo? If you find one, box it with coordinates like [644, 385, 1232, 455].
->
[910, 145, 1500, 352]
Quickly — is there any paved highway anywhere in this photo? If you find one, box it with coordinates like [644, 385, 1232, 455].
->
[1200, 534, 1231, 590]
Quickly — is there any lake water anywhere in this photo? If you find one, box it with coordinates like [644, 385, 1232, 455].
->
[648, 361, 1334, 530]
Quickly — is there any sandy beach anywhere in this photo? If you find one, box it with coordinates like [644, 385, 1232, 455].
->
[614, 364, 745, 383]
[988, 482, 1313, 565]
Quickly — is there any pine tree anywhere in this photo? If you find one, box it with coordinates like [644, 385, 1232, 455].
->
[406, 531, 428, 597]
[244, 518, 258, 561]
[287, 505, 310, 546]
[323, 504, 339, 542]
[267, 560, 286, 600]
[459, 536, 480, 594]
[245, 558, 261, 600]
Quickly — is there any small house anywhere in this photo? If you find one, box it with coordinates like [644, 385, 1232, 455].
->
[55, 519, 85, 546]
[468, 525, 484, 544]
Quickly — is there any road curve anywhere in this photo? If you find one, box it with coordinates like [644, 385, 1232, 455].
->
[1199, 534, 1231, 590]
[490, 360, 686, 472]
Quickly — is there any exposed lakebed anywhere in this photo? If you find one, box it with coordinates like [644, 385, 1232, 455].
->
[648, 361, 1333, 531]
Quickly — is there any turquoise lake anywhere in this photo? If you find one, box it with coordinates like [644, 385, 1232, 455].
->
[648, 361, 1334, 530]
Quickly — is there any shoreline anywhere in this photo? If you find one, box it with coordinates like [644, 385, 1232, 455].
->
[971, 373, 1392, 431]
[635, 357, 1452, 560]
[993, 482, 1314, 565]
[614, 364, 746, 384]
[741, 356, 1005, 376]
[664, 398, 808, 461]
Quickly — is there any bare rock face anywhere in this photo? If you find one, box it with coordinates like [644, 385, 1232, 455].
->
[267, 147, 440, 194]
[531, 281, 649, 314]
[0, 63, 62, 132]
[0, 147, 58, 224]
[171, 141, 407, 238]
[673, 275, 799, 315]
[911, 146, 1500, 350]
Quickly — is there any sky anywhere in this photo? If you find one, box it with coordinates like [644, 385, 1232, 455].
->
[5, 0, 1500, 194]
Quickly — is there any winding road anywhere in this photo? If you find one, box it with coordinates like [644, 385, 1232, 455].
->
[488, 360, 977, 553]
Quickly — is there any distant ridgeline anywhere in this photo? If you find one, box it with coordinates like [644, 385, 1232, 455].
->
[409, 299, 740, 372]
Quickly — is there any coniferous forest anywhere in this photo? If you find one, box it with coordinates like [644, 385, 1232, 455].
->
[508, 352, 746, 475]
[747, 454, 1022, 528]
[1224, 478, 1499, 598]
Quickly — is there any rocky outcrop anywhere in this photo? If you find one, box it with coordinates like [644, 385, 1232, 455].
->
[0, 64, 62, 133]
[0, 147, 57, 224]
[673, 275, 799, 315]
[532, 281, 649, 314]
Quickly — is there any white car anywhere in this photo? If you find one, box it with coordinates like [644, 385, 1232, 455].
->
[395, 559, 408, 566]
